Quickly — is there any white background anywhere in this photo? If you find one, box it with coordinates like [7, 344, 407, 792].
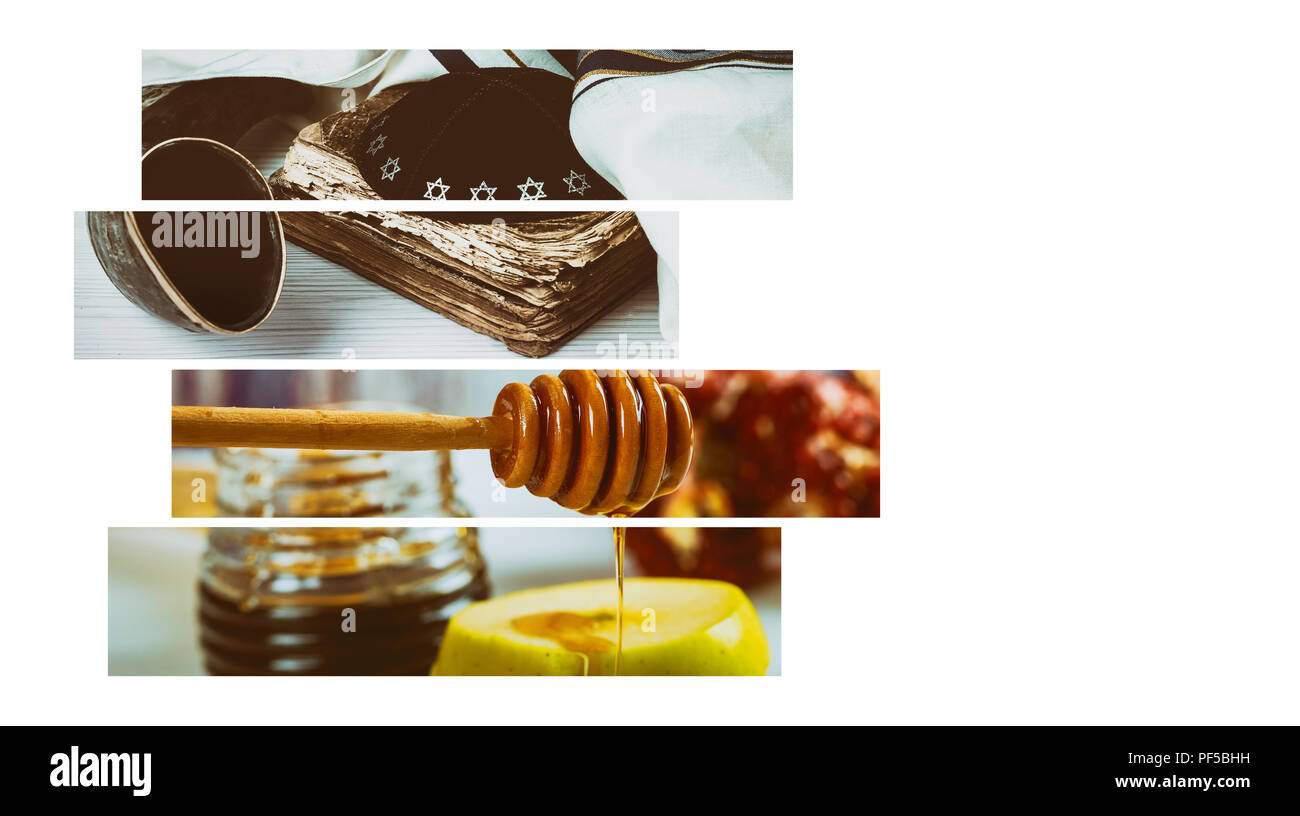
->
[2, 1, 1298, 724]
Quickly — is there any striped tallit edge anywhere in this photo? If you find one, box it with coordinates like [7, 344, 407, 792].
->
[427, 49, 578, 79]
[573, 50, 793, 101]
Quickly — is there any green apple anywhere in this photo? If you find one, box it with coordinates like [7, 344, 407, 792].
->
[432, 578, 769, 676]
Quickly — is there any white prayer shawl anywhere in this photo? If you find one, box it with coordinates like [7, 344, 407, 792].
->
[143, 50, 397, 88]
[568, 52, 793, 342]
[568, 53, 793, 200]
[142, 50, 571, 92]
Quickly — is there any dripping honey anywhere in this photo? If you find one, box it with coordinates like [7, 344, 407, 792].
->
[613, 523, 626, 677]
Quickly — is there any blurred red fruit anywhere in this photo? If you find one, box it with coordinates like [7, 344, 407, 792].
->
[629, 371, 879, 584]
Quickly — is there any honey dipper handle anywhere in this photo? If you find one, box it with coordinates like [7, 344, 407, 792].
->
[171, 406, 514, 452]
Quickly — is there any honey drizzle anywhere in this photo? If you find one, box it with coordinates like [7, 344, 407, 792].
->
[613, 524, 626, 676]
[503, 529, 627, 676]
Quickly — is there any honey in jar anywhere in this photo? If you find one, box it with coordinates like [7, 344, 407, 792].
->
[198, 527, 488, 675]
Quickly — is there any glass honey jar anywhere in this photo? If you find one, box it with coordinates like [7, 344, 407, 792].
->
[198, 526, 489, 675]
[211, 401, 466, 518]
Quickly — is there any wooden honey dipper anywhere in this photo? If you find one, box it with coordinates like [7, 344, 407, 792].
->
[171, 370, 693, 516]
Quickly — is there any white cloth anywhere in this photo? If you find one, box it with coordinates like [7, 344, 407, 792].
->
[632, 212, 680, 346]
[569, 66, 793, 200]
[143, 50, 396, 88]
[571, 64, 791, 340]
[143, 50, 570, 93]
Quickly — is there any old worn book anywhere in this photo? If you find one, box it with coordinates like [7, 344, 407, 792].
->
[268, 85, 654, 357]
